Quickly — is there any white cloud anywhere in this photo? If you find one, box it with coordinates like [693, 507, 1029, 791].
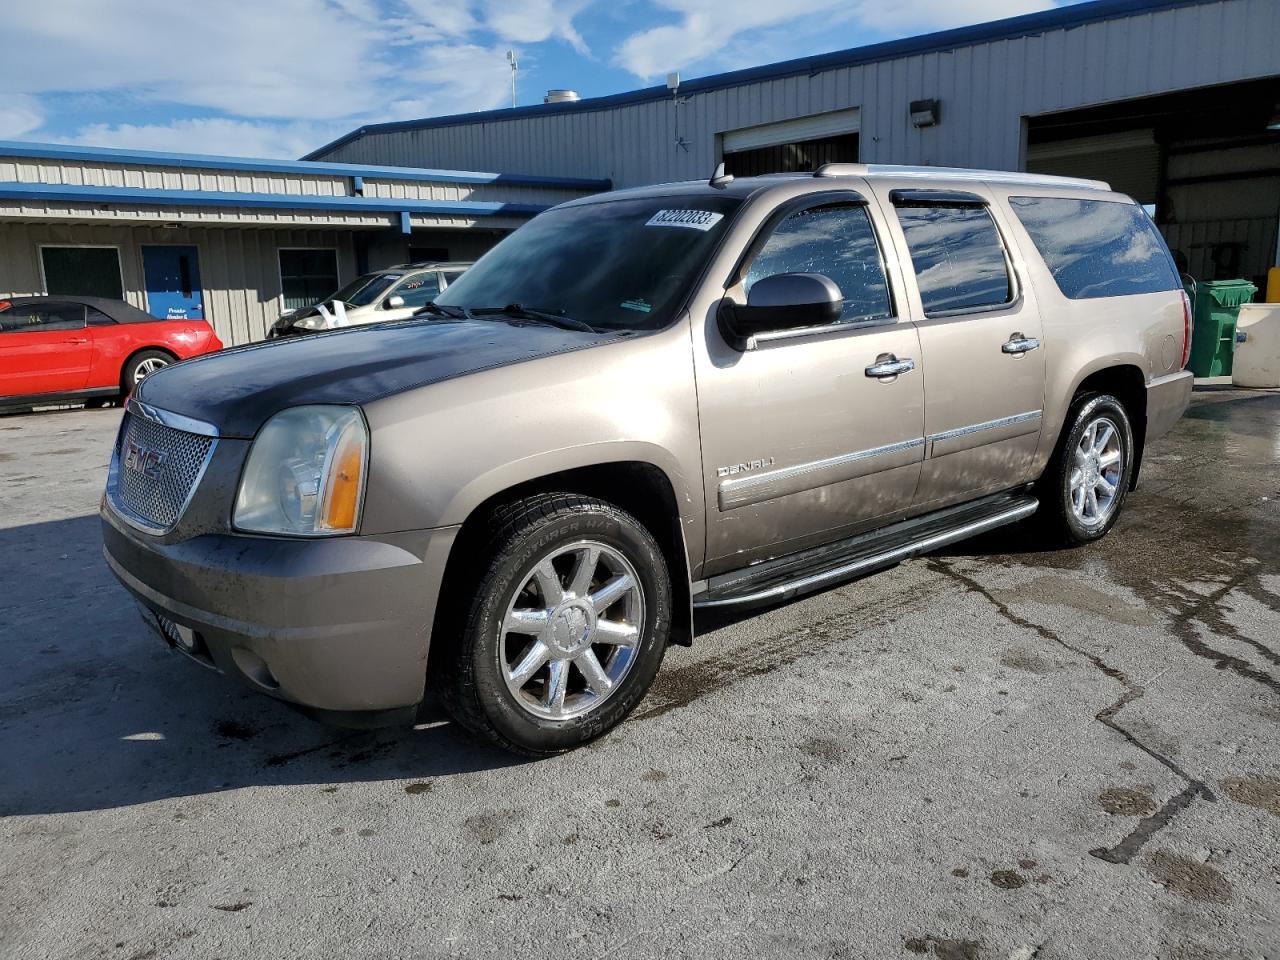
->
[615, 0, 1057, 79]
[481, 0, 595, 55]
[387, 43, 521, 120]
[0, 95, 44, 137]
[0, 0, 391, 120]
[63, 118, 351, 160]
[1, 0, 599, 155]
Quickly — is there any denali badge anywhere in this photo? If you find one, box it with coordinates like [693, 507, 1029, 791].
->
[717, 457, 775, 478]
[124, 440, 168, 481]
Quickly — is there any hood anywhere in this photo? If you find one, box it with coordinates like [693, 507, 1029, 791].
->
[135, 317, 625, 438]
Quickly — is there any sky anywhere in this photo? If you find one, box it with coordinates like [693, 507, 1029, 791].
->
[0, 0, 1079, 161]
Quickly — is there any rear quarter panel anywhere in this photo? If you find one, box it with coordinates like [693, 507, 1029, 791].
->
[992, 187, 1186, 471]
[88, 320, 222, 388]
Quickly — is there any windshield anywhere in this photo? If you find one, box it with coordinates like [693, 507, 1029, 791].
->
[325, 273, 379, 306]
[435, 195, 742, 331]
[345, 273, 401, 306]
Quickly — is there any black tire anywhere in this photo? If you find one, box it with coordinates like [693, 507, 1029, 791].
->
[122, 349, 174, 392]
[433, 493, 672, 756]
[1034, 392, 1134, 547]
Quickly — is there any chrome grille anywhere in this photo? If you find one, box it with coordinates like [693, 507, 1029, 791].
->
[112, 410, 215, 531]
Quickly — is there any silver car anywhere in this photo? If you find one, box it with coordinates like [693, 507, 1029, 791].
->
[269, 261, 471, 337]
[102, 163, 1192, 755]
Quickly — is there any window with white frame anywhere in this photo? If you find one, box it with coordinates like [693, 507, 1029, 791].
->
[41, 246, 123, 300]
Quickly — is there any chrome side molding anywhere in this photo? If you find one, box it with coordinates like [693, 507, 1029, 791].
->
[718, 437, 926, 511]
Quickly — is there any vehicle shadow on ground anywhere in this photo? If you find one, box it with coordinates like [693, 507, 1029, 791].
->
[0, 514, 527, 817]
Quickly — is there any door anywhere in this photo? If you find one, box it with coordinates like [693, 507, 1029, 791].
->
[695, 196, 926, 573]
[142, 245, 204, 320]
[879, 188, 1047, 511]
[0, 300, 93, 397]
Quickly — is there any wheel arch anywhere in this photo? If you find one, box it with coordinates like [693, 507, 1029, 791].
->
[434, 459, 697, 652]
[119, 345, 179, 391]
[1068, 364, 1148, 489]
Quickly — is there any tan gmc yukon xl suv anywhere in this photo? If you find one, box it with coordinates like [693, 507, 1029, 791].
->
[102, 164, 1193, 755]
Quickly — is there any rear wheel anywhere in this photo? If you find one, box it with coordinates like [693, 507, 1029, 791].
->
[122, 349, 174, 391]
[433, 493, 671, 756]
[1035, 393, 1134, 546]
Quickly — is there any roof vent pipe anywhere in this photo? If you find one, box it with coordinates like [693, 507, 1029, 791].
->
[544, 89, 580, 104]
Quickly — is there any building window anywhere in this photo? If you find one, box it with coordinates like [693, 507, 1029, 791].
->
[894, 205, 1013, 316]
[41, 247, 123, 300]
[279, 249, 339, 310]
[408, 246, 449, 263]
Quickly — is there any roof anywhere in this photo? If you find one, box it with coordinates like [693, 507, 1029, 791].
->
[0, 295, 163, 324]
[383, 261, 474, 271]
[558, 165, 1114, 206]
[0, 180, 552, 218]
[303, 0, 1210, 160]
[0, 140, 610, 191]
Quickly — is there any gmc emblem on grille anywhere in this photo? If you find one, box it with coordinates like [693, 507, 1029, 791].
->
[124, 440, 168, 481]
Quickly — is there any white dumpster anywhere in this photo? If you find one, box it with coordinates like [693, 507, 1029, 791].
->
[1232, 303, 1280, 389]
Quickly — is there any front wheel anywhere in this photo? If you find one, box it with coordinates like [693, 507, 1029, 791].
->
[1035, 393, 1134, 546]
[434, 493, 672, 756]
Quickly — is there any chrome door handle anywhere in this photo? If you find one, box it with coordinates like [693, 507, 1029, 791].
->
[1002, 334, 1040, 355]
[865, 355, 916, 378]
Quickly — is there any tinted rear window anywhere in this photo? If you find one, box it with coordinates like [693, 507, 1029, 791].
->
[895, 205, 1013, 315]
[1010, 197, 1180, 300]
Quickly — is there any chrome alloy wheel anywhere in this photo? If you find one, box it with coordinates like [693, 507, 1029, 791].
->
[1069, 416, 1124, 525]
[133, 357, 169, 384]
[498, 540, 645, 721]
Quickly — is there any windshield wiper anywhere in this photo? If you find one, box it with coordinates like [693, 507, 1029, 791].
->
[414, 302, 471, 319]
[472, 303, 596, 333]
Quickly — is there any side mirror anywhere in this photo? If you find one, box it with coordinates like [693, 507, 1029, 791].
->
[386, 295, 406, 309]
[718, 273, 843, 349]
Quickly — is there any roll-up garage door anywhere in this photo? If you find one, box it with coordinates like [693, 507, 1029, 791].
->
[1026, 130, 1160, 203]
[721, 109, 861, 177]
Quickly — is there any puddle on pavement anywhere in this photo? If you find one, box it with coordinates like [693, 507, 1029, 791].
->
[1220, 774, 1280, 817]
[1144, 849, 1233, 903]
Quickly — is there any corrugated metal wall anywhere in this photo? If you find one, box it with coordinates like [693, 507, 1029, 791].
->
[0, 222, 357, 345]
[315, 0, 1280, 187]
[0, 156, 586, 208]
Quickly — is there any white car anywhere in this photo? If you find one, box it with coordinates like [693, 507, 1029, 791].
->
[269, 261, 471, 337]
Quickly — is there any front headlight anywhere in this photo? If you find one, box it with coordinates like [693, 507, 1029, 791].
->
[233, 406, 368, 537]
[292, 314, 331, 331]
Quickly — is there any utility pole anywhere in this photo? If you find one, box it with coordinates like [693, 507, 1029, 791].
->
[506, 50, 518, 108]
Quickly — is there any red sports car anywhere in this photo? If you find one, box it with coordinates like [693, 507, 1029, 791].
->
[0, 295, 223, 409]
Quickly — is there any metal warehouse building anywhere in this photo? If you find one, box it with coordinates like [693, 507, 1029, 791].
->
[307, 0, 1280, 291]
[0, 143, 602, 345]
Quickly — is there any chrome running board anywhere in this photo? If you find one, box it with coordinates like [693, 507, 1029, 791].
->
[694, 492, 1038, 609]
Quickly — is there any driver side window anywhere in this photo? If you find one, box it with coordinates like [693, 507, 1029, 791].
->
[390, 274, 441, 309]
[0, 301, 86, 333]
[745, 203, 893, 324]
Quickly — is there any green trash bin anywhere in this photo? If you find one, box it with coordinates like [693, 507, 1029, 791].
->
[1188, 279, 1256, 378]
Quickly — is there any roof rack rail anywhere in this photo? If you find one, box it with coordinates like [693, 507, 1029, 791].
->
[814, 163, 870, 177]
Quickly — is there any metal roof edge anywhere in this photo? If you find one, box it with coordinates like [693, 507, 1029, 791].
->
[301, 0, 1209, 159]
[0, 140, 609, 191]
[0, 181, 551, 217]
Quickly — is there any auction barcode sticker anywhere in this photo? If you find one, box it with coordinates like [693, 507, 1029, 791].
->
[645, 209, 724, 231]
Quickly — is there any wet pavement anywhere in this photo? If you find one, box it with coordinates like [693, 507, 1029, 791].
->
[1, 387, 1278, 960]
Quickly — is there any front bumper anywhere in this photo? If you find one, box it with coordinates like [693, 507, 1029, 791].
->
[102, 503, 458, 720]
[1145, 370, 1194, 444]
